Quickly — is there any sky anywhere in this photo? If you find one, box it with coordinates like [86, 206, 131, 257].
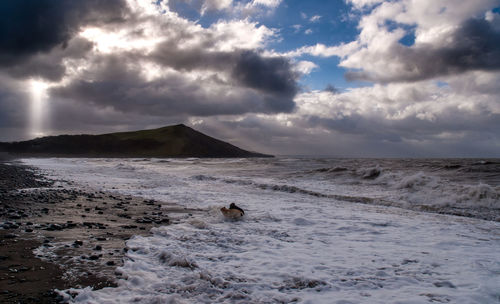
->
[0, 0, 499, 157]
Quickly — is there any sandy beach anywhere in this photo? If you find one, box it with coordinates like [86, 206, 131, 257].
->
[0, 161, 200, 303]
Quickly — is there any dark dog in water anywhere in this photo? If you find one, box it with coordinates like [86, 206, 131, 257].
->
[229, 203, 244, 214]
[220, 203, 245, 219]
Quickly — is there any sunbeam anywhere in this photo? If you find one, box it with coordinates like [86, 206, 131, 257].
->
[30, 79, 48, 138]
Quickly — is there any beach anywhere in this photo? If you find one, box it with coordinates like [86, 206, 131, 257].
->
[0, 161, 199, 303]
[1, 157, 499, 303]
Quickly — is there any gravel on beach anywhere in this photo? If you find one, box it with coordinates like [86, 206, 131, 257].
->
[0, 161, 200, 303]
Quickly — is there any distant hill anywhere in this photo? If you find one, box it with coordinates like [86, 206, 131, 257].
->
[0, 124, 272, 158]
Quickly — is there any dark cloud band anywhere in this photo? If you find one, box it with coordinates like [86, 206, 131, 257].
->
[0, 0, 128, 78]
[346, 18, 500, 83]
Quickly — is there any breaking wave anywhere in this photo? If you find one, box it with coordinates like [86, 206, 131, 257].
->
[189, 167, 500, 221]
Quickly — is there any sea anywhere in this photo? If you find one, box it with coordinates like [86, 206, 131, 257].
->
[22, 157, 500, 304]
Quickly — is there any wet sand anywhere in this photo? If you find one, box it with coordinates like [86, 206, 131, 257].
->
[0, 161, 201, 303]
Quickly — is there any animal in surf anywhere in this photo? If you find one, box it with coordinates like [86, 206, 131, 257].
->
[220, 203, 245, 219]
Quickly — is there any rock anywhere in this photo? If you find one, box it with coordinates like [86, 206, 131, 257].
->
[46, 223, 63, 231]
[2, 222, 19, 229]
[135, 217, 152, 224]
[120, 225, 137, 229]
[94, 245, 102, 251]
[155, 218, 169, 224]
[106, 261, 115, 266]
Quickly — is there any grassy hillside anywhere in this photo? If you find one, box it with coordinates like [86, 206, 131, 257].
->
[0, 124, 271, 158]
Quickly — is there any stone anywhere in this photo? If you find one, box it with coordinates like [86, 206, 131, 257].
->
[89, 255, 100, 260]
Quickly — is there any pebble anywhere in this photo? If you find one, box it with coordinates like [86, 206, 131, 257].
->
[46, 224, 63, 231]
[0, 163, 182, 291]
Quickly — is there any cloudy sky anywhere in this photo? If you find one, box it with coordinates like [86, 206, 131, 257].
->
[1, 0, 499, 157]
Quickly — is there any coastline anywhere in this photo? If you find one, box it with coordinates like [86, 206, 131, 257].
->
[0, 160, 200, 303]
[2, 157, 498, 303]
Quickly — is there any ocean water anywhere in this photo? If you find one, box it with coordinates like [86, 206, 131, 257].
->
[22, 158, 500, 303]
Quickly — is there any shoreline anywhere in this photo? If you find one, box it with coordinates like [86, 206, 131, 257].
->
[0, 161, 200, 303]
[2, 158, 499, 303]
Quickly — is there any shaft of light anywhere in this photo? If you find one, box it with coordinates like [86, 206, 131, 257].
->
[30, 80, 48, 138]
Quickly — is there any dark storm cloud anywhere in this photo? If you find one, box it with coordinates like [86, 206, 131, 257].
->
[0, 0, 298, 128]
[233, 51, 298, 97]
[3, 37, 94, 81]
[0, 0, 128, 79]
[155, 47, 300, 98]
[0, 75, 31, 140]
[50, 50, 297, 117]
[48, 37, 299, 116]
[47, 96, 180, 135]
[346, 18, 500, 83]
[151, 44, 298, 108]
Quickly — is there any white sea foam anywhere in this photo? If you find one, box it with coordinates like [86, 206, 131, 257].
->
[23, 158, 500, 303]
[393, 172, 436, 190]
